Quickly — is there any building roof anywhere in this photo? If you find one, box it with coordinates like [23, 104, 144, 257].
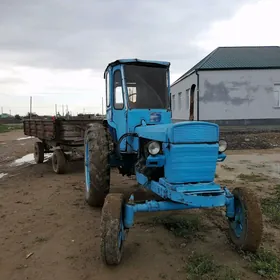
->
[172, 46, 280, 86]
[0, 113, 12, 119]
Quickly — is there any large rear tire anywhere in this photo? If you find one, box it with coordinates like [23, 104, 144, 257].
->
[84, 123, 110, 207]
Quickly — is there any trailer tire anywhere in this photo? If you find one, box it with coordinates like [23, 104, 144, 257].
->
[84, 123, 110, 207]
[34, 142, 44, 164]
[52, 149, 66, 174]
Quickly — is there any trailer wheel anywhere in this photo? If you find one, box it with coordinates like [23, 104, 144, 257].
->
[34, 142, 44, 163]
[228, 187, 263, 252]
[52, 149, 66, 174]
[100, 193, 125, 265]
[84, 123, 110, 207]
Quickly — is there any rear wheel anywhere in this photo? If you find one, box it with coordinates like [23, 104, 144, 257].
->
[52, 149, 66, 174]
[84, 123, 110, 207]
[100, 193, 125, 265]
[34, 142, 44, 163]
[228, 187, 263, 252]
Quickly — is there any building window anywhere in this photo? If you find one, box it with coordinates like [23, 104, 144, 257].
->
[274, 84, 280, 108]
[178, 92, 182, 110]
[172, 94, 175, 111]
[186, 89, 190, 110]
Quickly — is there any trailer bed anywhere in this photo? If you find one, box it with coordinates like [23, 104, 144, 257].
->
[23, 116, 104, 146]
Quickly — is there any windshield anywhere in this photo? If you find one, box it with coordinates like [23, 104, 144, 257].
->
[123, 64, 169, 109]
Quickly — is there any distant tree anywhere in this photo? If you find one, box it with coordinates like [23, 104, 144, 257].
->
[24, 112, 38, 118]
[14, 114, 21, 120]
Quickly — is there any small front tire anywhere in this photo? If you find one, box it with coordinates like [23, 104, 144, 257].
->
[100, 193, 125, 265]
[52, 149, 66, 174]
[228, 187, 263, 252]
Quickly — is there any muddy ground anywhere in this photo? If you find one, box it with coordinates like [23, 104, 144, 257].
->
[0, 130, 280, 280]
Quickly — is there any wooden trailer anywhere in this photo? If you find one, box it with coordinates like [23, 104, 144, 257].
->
[23, 116, 104, 174]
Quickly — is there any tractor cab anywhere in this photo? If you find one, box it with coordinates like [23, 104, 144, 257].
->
[104, 59, 171, 151]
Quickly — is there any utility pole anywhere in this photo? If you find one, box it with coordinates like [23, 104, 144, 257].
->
[29, 96, 32, 119]
[62, 105, 64, 116]
[102, 97, 104, 115]
[9, 109, 11, 116]
[55, 104, 57, 116]
[1, 107, 3, 114]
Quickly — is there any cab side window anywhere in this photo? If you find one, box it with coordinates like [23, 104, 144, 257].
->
[106, 72, 110, 107]
[113, 70, 124, 109]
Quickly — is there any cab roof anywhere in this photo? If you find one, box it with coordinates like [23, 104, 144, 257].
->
[104, 59, 170, 77]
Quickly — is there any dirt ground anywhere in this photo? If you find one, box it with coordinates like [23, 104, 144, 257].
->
[1, 130, 280, 280]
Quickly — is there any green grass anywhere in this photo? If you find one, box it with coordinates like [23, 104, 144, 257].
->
[248, 248, 280, 278]
[221, 165, 235, 171]
[34, 236, 48, 243]
[0, 124, 23, 133]
[237, 172, 267, 182]
[151, 214, 202, 239]
[219, 179, 234, 185]
[261, 185, 280, 225]
[185, 252, 240, 280]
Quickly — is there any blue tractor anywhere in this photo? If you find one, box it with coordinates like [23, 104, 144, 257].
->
[84, 59, 263, 265]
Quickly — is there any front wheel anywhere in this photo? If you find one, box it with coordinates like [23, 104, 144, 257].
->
[228, 187, 263, 252]
[100, 193, 126, 265]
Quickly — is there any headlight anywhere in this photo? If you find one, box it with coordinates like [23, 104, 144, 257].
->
[147, 141, 160, 155]
[219, 139, 227, 153]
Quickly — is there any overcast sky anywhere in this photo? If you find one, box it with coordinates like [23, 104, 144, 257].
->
[0, 0, 279, 116]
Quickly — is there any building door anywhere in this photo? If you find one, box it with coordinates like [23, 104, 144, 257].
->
[189, 84, 196, 121]
[274, 84, 280, 107]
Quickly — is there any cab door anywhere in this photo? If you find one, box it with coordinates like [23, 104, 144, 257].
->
[106, 65, 127, 151]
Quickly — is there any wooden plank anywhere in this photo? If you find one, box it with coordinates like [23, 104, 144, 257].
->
[23, 118, 103, 143]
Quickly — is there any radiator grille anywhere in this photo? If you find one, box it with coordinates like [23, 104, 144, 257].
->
[172, 123, 219, 143]
[164, 143, 218, 184]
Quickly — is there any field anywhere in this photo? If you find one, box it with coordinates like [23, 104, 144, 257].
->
[0, 129, 280, 280]
[0, 124, 23, 133]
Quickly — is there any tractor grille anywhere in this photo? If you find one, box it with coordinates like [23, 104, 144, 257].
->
[164, 143, 218, 184]
[172, 123, 219, 143]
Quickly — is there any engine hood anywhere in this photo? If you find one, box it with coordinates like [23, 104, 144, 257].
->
[135, 121, 219, 144]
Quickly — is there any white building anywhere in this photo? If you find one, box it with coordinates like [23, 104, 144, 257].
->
[171, 46, 280, 126]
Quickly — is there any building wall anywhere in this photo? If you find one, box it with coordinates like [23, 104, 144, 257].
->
[199, 69, 280, 121]
[171, 69, 280, 123]
[170, 73, 197, 120]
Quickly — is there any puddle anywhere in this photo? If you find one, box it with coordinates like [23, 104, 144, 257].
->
[10, 153, 52, 167]
[0, 173, 8, 179]
[16, 136, 34, 141]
